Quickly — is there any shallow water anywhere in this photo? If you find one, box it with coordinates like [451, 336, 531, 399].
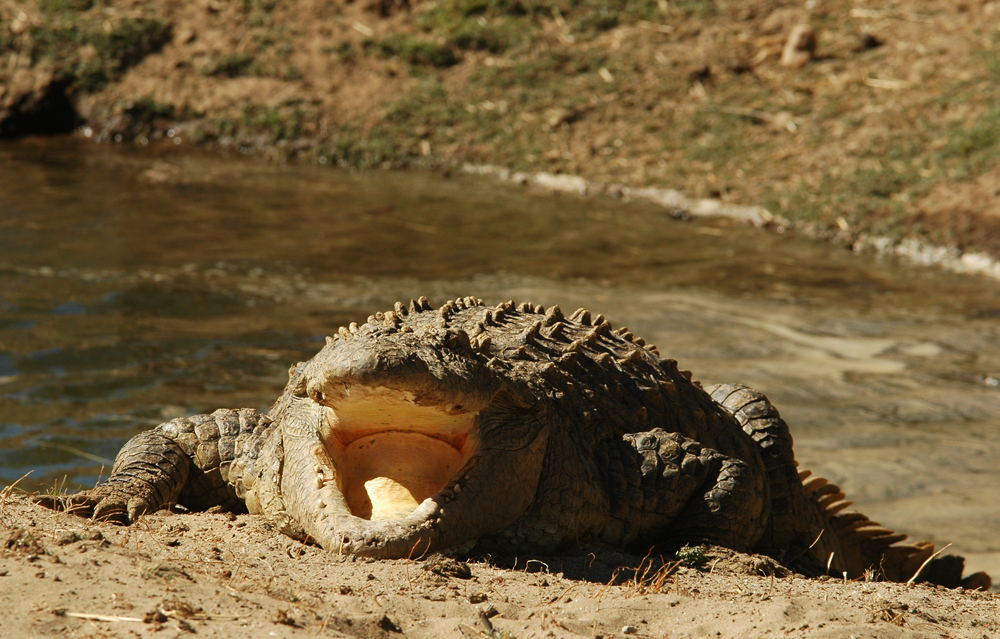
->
[1, 138, 998, 579]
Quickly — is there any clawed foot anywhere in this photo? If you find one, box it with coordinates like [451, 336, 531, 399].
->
[33, 488, 152, 525]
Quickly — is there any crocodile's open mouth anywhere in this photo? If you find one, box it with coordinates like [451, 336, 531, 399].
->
[321, 388, 479, 521]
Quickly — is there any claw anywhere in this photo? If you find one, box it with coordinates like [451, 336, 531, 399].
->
[92, 501, 130, 525]
[34, 490, 138, 525]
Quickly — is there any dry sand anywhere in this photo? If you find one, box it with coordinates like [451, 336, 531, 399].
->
[1, 491, 996, 639]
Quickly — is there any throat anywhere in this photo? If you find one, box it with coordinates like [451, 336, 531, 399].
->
[320, 390, 479, 521]
[336, 431, 469, 521]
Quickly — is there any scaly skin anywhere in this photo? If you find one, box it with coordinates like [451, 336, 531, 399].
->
[38, 297, 990, 589]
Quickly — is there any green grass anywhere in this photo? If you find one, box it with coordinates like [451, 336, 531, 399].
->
[202, 53, 258, 78]
[240, 104, 305, 140]
[325, 41, 357, 62]
[675, 544, 708, 567]
[123, 97, 175, 123]
[314, 125, 414, 168]
[241, 0, 277, 27]
[12, 6, 171, 92]
[38, 0, 95, 11]
[367, 34, 461, 68]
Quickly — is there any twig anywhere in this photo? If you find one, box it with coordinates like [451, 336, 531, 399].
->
[524, 559, 549, 573]
[863, 72, 907, 90]
[850, 8, 933, 23]
[906, 543, 952, 586]
[808, 529, 824, 550]
[63, 612, 144, 623]
[1, 470, 33, 500]
[39, 441, 113, 465]
[637, 20, 674, 34]
[759, 572, 775, 601]
[352, 21, 374, 37]
[547, 583, 579, 605]
[712, 106, 797, 132]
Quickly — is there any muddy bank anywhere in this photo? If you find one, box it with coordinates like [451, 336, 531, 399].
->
[3, 0, 1000, 266]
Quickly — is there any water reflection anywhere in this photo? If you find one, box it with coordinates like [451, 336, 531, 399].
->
[1, 137, 998, 579]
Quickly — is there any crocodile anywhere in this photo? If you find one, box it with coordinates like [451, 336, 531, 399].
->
[39, 296, 990, 589]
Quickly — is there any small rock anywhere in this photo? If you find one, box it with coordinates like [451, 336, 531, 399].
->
[476, 611, 494, 632]
[622, 625, 638, 634]
[545, 107, 573, 127]
[478, 602, 499, 618]
[726, 58, 753, 75]
[377, 614, 402, 633]
[79, 530, 103, 542]
[273, 609, 299, 627]
[144, 609, 168, 624]
[177, 29, 197, 45]
[687, 64, 711, 82]
[54, 531, 78, 546]
[423, 555, 472, 579]
[780, 24, 816, 68]
[856, 32, 882, 51]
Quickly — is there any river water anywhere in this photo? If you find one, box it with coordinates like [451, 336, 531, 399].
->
[1, 138, 998, 580]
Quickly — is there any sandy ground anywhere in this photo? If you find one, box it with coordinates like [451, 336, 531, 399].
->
[1, 491, 997, 639]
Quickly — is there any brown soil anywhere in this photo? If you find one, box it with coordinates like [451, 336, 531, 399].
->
[2, 491, 998, 639]
[3, 0, 1000, 259]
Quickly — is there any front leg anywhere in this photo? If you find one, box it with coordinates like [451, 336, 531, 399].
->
[38, 428, 193, 523]
[605, 429, 769, 552]
[38, 408, 268, 523]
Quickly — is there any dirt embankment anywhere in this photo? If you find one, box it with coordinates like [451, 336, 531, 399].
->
[1, 491, 998, 639]
[3, 0, 1000, 263]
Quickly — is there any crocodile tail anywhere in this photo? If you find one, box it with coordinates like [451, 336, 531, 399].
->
[799, 468, 991, 590]
[706, 383, 991, 590]
[704, 384, 836, 560]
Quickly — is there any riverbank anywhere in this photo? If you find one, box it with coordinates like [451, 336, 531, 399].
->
[3, 0, 1000, 273]
[2, 491, 998, 638]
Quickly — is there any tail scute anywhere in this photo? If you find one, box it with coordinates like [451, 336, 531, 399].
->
[804, 471, 991, 589]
